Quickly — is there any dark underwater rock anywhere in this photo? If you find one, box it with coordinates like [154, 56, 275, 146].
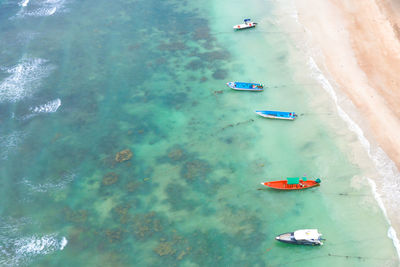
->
[115, 149, 133, 162]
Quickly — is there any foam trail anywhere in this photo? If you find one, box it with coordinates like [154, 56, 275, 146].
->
[0, 234, 68, 266]
[368, 178, 400, 256]
[0, 216, 67, 266]
[308, 56, 400, 259]
[19, 0, 30, 7]
[21, 172, 75, 193]
[16, 0, 67, 18]
[289, 0, 400, 255]
[0, 58, 54, 103]
[15, 234, 67, 255]
[31, 98, 61, 114]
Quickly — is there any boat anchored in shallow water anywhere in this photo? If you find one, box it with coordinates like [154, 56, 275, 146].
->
[261, 177, 321, 190]
[227, 82, 264, 91]
[233, 19, 257, 30]
[255, 110, 297, 120]
[275, 229, 323, 246]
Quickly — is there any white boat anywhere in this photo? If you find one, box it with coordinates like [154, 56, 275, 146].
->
[233, 19, 257, 30]
[275, 229, 323, 246]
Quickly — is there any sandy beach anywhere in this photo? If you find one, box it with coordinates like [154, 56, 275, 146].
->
[294, 0, 400, 247]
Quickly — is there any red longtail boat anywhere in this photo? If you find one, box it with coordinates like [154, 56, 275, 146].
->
[261, 177, 321, 190]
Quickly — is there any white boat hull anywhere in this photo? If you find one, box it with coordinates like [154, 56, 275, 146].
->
[256, 114, 295, 120]
[233, 22, 257, 30]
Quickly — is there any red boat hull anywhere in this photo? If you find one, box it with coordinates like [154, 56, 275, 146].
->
[261, 180, 320, 190]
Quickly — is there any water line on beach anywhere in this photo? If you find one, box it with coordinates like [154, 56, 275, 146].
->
[283, 0, 400, 258]
[308, 55, 400, 260]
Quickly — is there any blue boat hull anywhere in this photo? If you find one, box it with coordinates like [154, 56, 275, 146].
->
[227, 82, 263, 91]
[255, 110, 297, 120]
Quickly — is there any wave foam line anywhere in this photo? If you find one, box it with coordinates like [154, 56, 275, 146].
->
[31, 98, 61, 113]
[0, 234, 67, 266]
[19, 0, 30, 7]
[0, 58, 54, 103]
[368, 178, 400, 255]
[16, 0, 66, 17]
[308, 56, 400, 259]
[22, 172, 74, 193]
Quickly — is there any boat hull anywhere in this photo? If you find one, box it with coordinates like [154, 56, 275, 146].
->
[233, 22, 257, 30]
[255, 110, 296, 120]
[226, 82, 263, 91]
[261, 180, 320, 190]
[275, 232, 322, 246]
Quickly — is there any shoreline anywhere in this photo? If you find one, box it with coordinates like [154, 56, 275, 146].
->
[293, 0, 400, 257]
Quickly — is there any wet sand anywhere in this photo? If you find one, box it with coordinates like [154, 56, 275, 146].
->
[294, 0, 400, 251]
[296, 0, 400, 168]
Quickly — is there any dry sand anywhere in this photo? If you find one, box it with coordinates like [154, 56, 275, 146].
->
[294, 0, 400, 244]
[295, 0, 400, 168]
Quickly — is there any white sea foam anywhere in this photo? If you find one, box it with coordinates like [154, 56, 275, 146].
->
[31, 98, 61, 113]
[22, 172, 75, 193]
[0, 234, 67, 266]
[286, 2, 400, 255]
[0, 131, 26, 160]
[0, 216, 66, 266]
[15, 234, 67, 255]
[16, 0, 67, 18]
[0, 58, 54, 103]
[368, 178, 400, 256]
[308, 56, 400, 259]
[19, 0, 30, 7]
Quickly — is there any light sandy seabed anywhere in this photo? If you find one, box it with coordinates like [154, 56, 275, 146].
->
[294, 0, 400, 253]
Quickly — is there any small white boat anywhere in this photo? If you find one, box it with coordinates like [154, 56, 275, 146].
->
[233, 19, 257, 30]
[275, 229, 323, 246]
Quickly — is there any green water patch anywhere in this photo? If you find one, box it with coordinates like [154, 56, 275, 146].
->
[1, 0, 399, 265]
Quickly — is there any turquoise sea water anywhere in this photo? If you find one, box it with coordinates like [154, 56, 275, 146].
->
[0, 0, 398, 266]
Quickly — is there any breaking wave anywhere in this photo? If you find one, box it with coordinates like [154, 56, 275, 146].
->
[21, 172, 75, 193]
[19, 0, 30, 7]
[30, 98, 61, 114]
[0, 217, 67, 266]
[0, 234, 67, 266]
[308, 56, 400, 259]
[0, 58, 54, 103]
[16, 0, 67, 17]
[21, 98, 62, 120]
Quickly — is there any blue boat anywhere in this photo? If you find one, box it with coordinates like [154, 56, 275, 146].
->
[226, 82, 264, 91]
[255, 110, 297, 120]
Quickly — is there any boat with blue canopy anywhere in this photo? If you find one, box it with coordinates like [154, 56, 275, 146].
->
[227, 82, 264, 91]
[233, 19, 258, 30]
[255, 110, 297, 120]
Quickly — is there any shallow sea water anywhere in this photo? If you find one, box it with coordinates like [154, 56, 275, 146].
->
[0, 0, 398, 266]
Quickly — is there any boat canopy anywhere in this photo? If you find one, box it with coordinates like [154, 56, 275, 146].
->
[294, 229, 320, 241]
[244, 19, 251, 22]
[302, 177, 307, 181]
[287, 177, 300, 184]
